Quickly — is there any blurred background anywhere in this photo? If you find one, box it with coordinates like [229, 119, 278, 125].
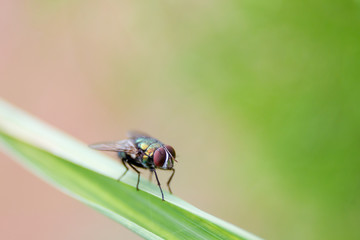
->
[1, 0, 360, 239]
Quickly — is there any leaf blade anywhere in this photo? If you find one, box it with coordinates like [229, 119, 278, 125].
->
[0, 99, 262, 240]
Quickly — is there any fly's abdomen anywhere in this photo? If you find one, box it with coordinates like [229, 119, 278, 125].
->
[118, 151, 127, 159]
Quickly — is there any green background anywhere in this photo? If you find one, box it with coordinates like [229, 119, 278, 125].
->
[1, 0, 360, 239]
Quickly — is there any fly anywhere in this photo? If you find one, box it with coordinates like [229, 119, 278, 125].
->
[89, 131, 177, 201]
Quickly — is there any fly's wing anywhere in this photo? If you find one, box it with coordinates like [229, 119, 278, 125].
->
[89, 139, 138, 155]
[127, 130, 152, 139]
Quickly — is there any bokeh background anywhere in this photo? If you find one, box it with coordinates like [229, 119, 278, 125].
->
[1, 1, 360, 240]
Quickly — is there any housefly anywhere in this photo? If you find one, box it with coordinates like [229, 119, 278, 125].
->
[89, 131, 176, 201]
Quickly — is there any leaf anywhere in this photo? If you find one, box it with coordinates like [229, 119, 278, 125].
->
[0, 99, 262, 240]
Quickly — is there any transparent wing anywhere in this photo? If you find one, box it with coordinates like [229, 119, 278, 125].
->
[89, 139, 138, 154]
[127, 130, 152, 139]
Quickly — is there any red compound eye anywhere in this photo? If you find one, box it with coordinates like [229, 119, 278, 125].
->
[165, 145, 176, 158]
[154, 148, 166, 167]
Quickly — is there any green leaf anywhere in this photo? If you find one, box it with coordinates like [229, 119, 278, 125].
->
[0, 99, 262, 240]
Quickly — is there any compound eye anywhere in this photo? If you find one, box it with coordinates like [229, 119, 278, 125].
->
[165, 145, 176, 158]
[153, 148, 166, 167]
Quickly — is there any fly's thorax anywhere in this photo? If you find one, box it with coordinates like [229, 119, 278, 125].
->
[135, 137, 158, 147]
[135, 138, 161, 166]
[134, 137, 176, 170]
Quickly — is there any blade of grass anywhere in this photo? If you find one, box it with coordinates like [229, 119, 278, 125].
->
[0, 99, 262, 240]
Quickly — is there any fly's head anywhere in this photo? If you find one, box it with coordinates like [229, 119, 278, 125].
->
[153, 145, 176, 170]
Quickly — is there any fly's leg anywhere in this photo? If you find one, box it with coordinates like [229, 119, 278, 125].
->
[118, 159, 129, 181]
[167, 169, 175, 194]
[128, 163, 141, 191]
[153, 169, 165, 201]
